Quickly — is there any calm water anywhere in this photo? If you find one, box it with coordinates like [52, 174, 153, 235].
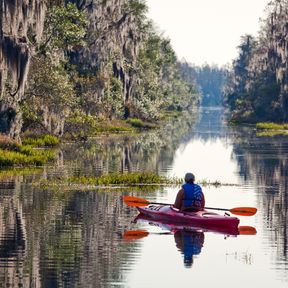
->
[0, 107, 287, 287]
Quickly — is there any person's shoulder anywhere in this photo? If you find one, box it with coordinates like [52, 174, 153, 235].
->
[194, 183, 202, 190]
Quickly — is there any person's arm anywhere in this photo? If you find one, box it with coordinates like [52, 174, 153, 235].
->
[200, 186, 205, 208]
[174, 188, 184, 209]
[201, 193, 205, 208]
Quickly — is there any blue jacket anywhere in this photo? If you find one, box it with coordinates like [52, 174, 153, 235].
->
[182, 183, 204, 210]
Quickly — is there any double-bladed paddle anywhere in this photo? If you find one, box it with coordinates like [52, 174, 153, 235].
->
[123, 195, 257, 216]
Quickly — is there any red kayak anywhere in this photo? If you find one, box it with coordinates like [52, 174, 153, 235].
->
[137, 204, 240, 231]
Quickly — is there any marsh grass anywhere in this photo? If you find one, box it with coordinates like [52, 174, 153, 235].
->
[33, 173, 240, 192]
[256, 122, 288, 137]
[0, 134, 58, 167]
[22, 134, 60, 147]
[256, 130, 288, 137]
[256, 122, 288, 130]
[68, 172, 182, 185]
[0, 167, 43, 178]
[126, 118, 158, 129]
[0, 148, 55, 167]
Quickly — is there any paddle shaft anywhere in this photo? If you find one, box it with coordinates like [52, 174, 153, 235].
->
[132, 200, 231, 212]
[123, 196, 257, 216]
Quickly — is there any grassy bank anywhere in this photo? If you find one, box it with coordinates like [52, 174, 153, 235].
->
[0, 134, 59, 167]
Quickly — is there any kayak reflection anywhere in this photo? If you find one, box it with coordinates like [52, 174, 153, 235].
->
[132, 214, 243, 268]
[174, 229, 204, 268]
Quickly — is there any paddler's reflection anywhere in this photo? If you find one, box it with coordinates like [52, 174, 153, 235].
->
[174, 229, 204, 268]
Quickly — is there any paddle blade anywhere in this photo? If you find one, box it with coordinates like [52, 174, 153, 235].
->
[230, 207, 257, 216]
[123, 196, 150, 207]
[238, 226, 257, 235]
[123, 230, 149, 241]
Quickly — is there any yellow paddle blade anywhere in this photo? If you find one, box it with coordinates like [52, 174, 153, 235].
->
[230, 207, 257, 216]
[238, 226, 257, 235]
[123, 196, 150, 207]
[123, 230, 149, 241]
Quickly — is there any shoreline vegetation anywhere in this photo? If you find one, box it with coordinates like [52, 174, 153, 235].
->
[0, 111, 180, 168]
[0, 134, 59, 167]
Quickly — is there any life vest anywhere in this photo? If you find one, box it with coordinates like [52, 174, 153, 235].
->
[182, 183, 203, 210]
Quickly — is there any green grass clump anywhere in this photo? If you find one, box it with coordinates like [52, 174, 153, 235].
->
[22, 134, 60, 147]
[126, 118, 157, 129]
[256, 122, 288, 130]
[68, 172, 181, 186]
[256, 122, 288, 137]
[256, 130, 288, 137]
[0, 167, 43, 178]
[0, 134, 57, 167]
[0, 147, 55, 167]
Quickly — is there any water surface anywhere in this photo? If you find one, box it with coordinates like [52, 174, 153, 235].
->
[0, 107, 287, 287]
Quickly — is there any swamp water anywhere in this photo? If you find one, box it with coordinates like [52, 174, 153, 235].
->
[0, 107, 287, 287]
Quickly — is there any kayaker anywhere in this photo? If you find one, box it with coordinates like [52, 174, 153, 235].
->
[174, 172, 205, 211]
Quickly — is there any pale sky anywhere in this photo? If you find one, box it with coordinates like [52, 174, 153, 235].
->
[146, 0, 270, 66]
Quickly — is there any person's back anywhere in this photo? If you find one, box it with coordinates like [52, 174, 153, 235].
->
[174, 173, 205, 211]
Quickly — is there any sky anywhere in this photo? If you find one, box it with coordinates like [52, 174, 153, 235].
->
[145, 0, 270, 66]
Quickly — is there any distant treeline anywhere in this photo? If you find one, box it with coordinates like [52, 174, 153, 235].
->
[225, 0, 288, 123]
[0, 0, 198, 140]
[180, 62, 227, 106]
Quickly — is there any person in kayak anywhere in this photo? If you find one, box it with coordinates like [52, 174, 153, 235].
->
[174, 172, 205, 211]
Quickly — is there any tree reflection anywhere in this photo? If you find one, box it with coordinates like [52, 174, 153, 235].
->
[231, 128, 288, 271]
[58, 109, 199, 177]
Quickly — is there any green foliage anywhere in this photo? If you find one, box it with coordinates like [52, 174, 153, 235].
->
[41, 3, 87, 52]
[124, 0, 148, 18]
[225, 1, 288, 122]
[102, 76, 124, 119]
[132, 29, 197, 120]
[24, 56, 76, 134]
[20, 0, 198, 138]
[65, 112, 134, 139]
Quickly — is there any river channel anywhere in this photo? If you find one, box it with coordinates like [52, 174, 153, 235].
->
[0, 107, 287, 287]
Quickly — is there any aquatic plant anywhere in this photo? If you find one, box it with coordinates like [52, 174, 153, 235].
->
[33, 173, 240, 192]
[67, 172, 181, 186]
